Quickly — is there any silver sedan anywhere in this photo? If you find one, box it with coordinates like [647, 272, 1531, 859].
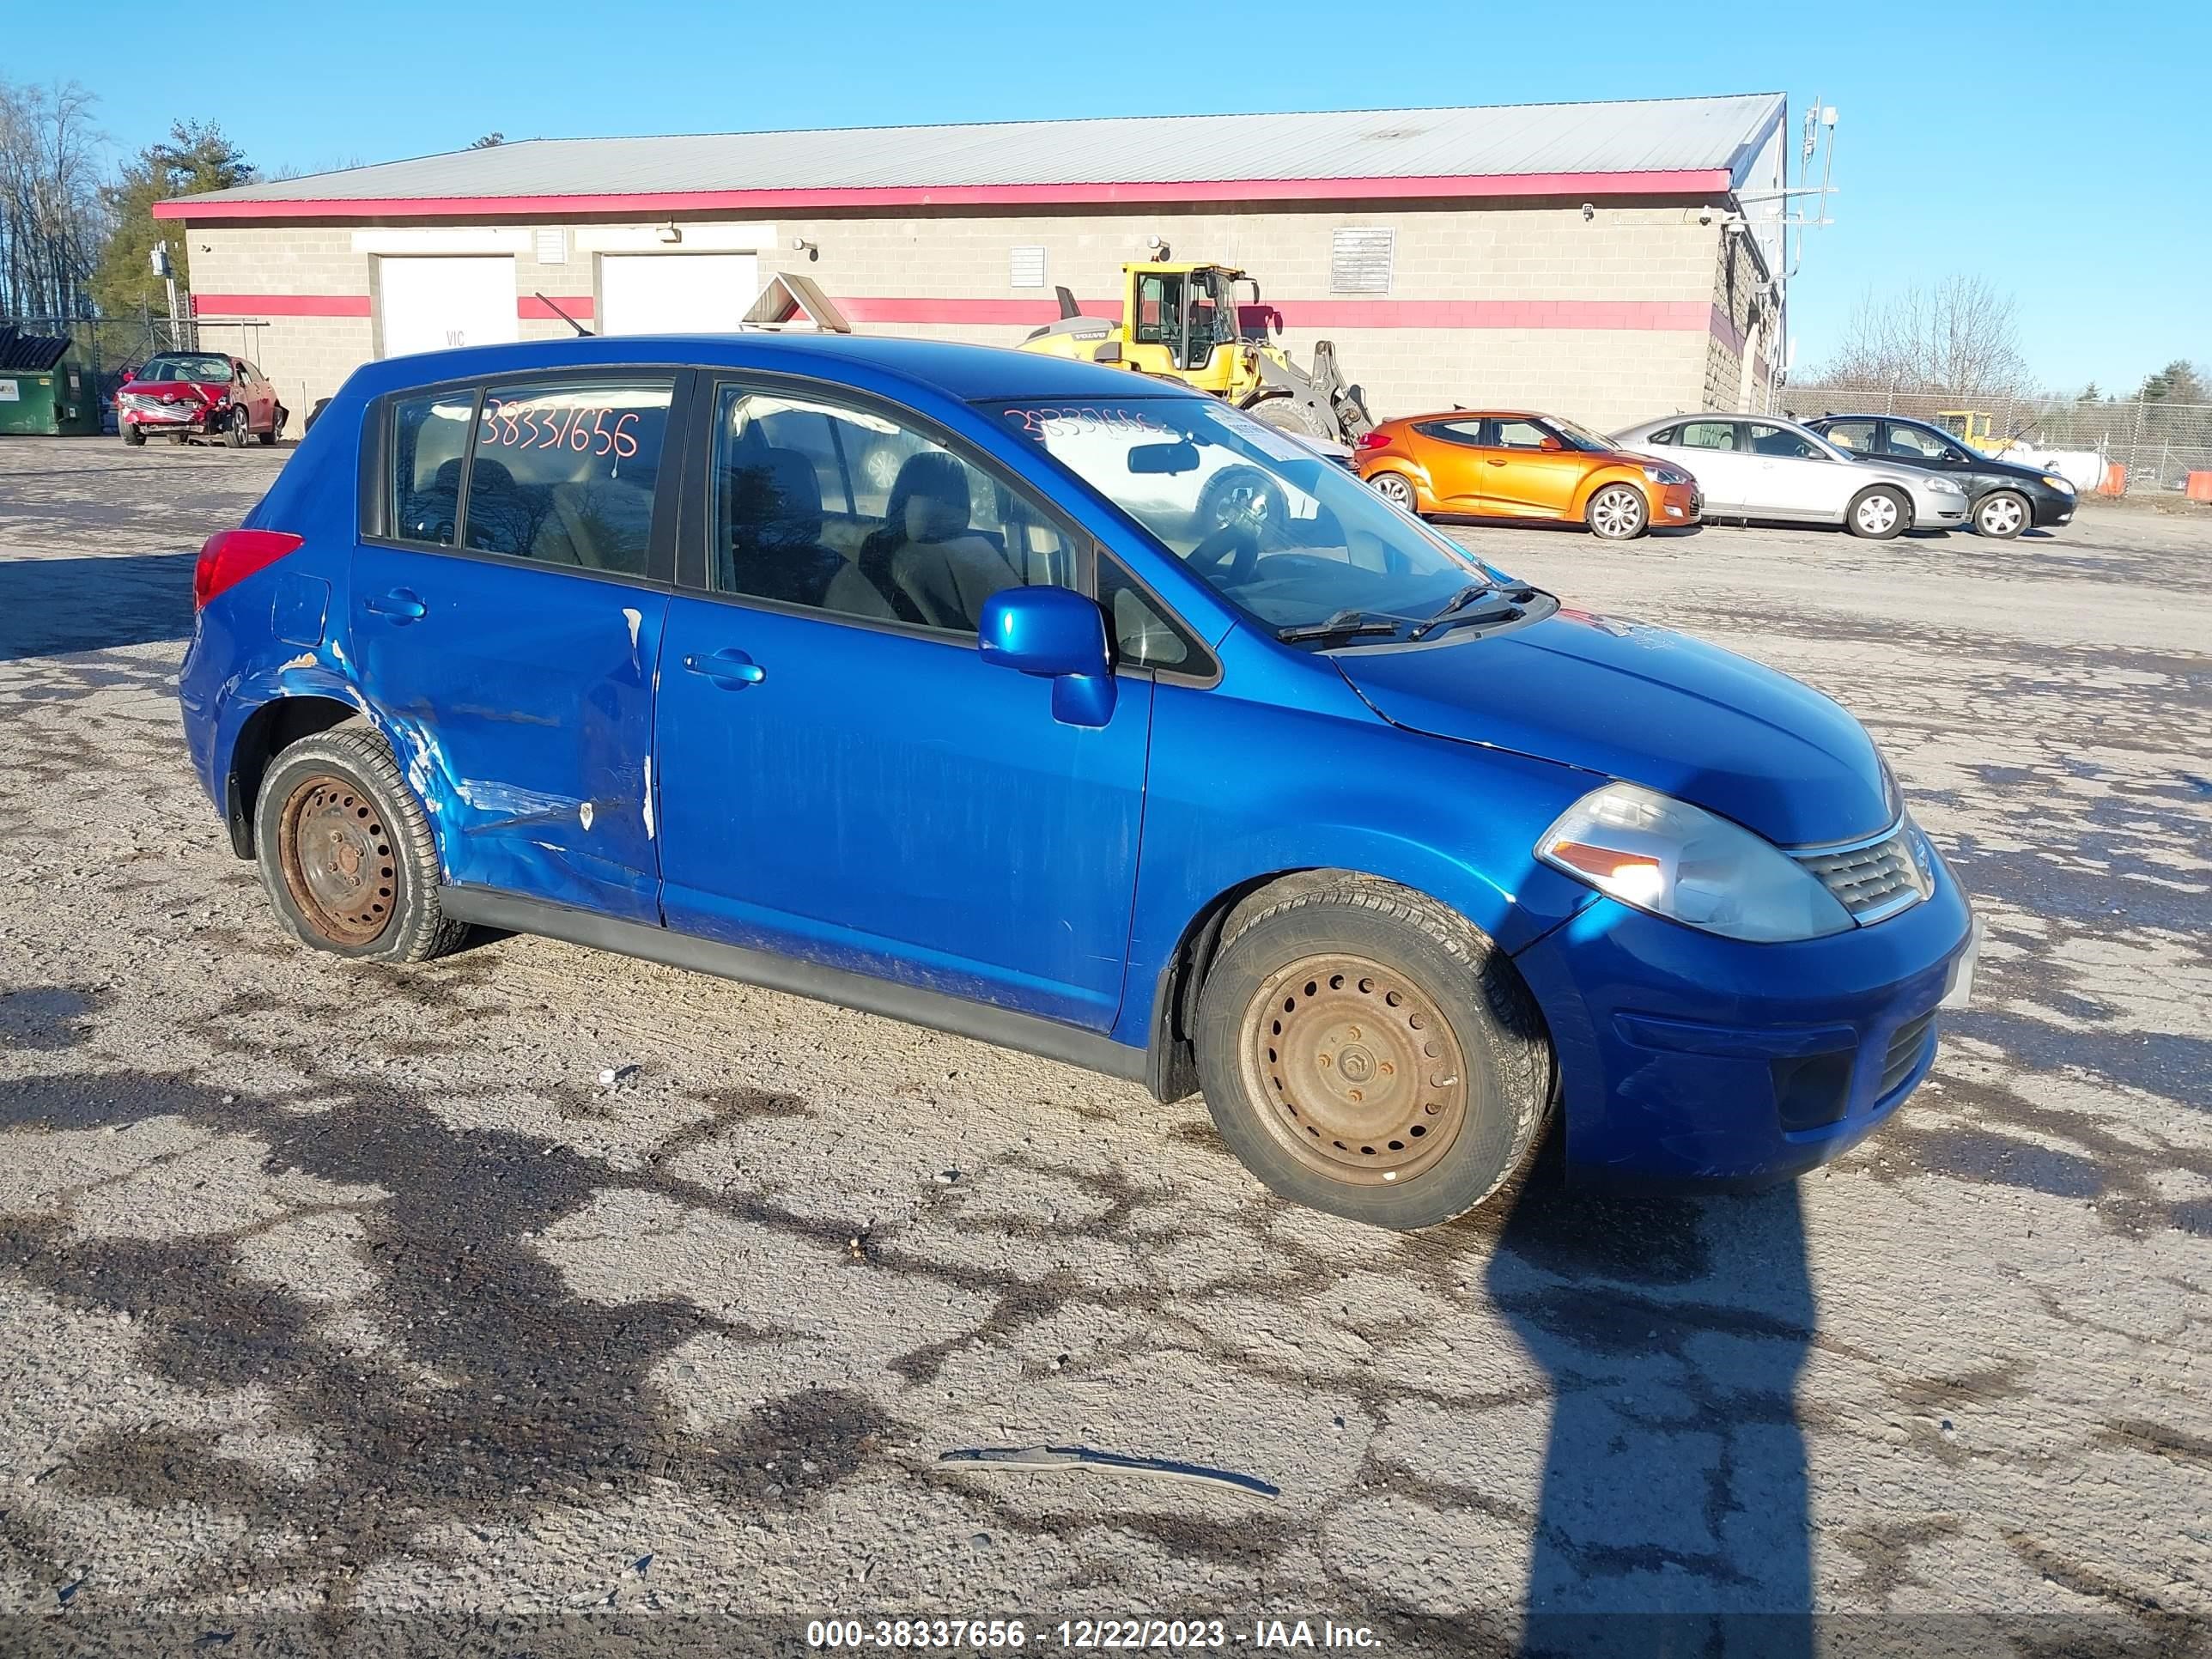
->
[1611, 413, 1968, 538]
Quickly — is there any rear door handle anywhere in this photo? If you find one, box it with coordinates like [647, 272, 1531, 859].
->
[364, 588, 426, 622]
[683, 647, 766, 689]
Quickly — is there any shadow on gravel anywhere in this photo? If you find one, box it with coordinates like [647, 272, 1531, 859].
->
[1487, 1143, 1814, 1656]
[0, 550, 198, 661]
[0, 1055, 900, 1632]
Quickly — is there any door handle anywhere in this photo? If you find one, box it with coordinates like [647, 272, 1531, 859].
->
[1485, 459, 1508, 467]
[683, 648, 766, 689]
[364, 588, 426, 622]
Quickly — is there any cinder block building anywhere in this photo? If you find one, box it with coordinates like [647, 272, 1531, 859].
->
[157, 94, 1791, 434]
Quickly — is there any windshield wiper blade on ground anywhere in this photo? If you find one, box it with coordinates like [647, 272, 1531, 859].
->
[1276, 608, 1402, 644]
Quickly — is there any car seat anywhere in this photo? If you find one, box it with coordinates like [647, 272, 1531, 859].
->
[727, 447, 889, 617]
[857, 452, 1018, 629]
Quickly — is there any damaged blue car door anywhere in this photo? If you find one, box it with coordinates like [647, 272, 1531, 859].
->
[349, 371, 688, 921]
[649, 374, 1152, 1030]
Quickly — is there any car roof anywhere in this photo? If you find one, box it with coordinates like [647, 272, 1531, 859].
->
[1388, 409, 1541, 423]
[343, 331, 1200, 406]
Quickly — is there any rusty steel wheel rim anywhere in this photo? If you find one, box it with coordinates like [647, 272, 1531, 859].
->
[1238, 952, 1468, 1187]
[277, 774, 398, 947]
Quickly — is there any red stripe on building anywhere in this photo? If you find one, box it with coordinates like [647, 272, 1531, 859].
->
[517, 295, 595, 320]
[191, 294, 370, 318]
[153, 169, 1732, 222]
[843, 296, 1731, 333]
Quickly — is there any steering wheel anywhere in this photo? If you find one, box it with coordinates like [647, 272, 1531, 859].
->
[1184, 517, 1261, 586]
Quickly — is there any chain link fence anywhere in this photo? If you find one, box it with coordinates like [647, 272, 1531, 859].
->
[1, 307, 291, 434]
[1780, 384, 2212, 496]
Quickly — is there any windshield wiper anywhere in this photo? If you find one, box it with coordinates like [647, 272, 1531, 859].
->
[1276, 609, 1402, 644]
[1408, 584, 1528, 641]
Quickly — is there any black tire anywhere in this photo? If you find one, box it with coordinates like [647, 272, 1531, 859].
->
[226, 405, 252, 448]
[1194, 872, 1552, 1230]
[260, 406, 286, 447]
[1586, 482, 1649, 540]
[1973, 490, 2028, 538]
[1244, 393, 1338, 442]
[1368, 471, 1421, 516]
[121, 424, 144, 447]
[252, 726, 468, 964]
[1845, 485, 1909, 540]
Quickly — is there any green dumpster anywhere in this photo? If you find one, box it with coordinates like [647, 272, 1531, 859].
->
[0, 326, 102, 437]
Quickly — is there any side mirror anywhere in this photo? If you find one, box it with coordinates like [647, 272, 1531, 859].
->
[978, 586, 1115, 727]
[1092, 340, 1123, 366]
[1539, 434, 1565, 453]
[121, 368, 135, 383]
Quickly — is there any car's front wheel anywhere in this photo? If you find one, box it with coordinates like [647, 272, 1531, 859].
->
[1846, 485, 1909, 540]
[1194, 873, 1552, 1230]
[1586, 483, 1649, 540]
[120, 423, 144, 447]
[254, 726, 467, 963]
[1973, 490, 2028, 538]
[226, 406, 252, 448]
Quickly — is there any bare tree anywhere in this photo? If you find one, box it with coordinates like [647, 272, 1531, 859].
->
[1814, 274, 2031, 397]
[0, 77, 108, 319]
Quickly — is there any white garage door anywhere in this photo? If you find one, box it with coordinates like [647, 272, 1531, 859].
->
[599, 252, 758, 336]
[377, 256, 518, 359]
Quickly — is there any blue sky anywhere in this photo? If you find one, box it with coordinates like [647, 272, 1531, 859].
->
[14, 0, 2204, 392]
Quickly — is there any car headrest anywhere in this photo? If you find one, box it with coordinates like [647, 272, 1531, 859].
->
[728, 447, 823, 549]
[885, 451, 970, 526]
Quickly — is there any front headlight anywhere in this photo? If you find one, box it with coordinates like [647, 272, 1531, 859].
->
[2041, 474, 2075, 494]
[1536, 781, 1854, 942]
[1641, 465, 1690, 486]
[1926, 477, 1966, 496]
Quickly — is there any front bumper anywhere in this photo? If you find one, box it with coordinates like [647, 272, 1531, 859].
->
[121, 401, 222, 430]
[2030, 488, 2076, 526]
[1656, 481, 1702, 525]
[1512, 859, 1974, 1185]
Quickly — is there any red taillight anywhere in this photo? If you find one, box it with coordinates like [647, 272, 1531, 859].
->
[1356, 431, 1393, 451]
[194, 528, 304, 608]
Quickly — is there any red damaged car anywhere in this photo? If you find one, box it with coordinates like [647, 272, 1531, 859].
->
[118, 352, 287, 448]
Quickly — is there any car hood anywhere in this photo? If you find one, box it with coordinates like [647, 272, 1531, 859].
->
[1333, 608, 1892, 846]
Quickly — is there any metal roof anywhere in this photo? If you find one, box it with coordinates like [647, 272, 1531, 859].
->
[167, 94, 1786, 215]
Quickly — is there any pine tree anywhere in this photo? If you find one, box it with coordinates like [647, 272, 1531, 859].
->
[90, 120, 253, 316]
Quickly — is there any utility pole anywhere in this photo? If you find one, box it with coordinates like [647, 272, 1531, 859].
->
[152, 240, 183, 349]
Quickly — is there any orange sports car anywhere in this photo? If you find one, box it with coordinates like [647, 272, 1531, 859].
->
[1355, 410, 1701, 539]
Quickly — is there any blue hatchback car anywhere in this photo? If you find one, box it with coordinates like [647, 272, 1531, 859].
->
[178, 334, 1977, 1229]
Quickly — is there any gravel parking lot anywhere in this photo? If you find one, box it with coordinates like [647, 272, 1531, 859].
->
[1, 438, 2207, 1655]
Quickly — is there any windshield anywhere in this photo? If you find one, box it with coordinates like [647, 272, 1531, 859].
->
[994, 396, 1529, 641]
[137, 355, 231, 383]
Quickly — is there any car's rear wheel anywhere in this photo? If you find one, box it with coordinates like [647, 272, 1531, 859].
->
[260, 406, 286, 447]
[226, 406, 252, 448]
[1974, 490, 2027, 538]
[1369, 471, 1420, 515]
[120, 424, 143, 447]
[1586, 483, 1649, 540]
[1194, 873, 1551, 1230]
[254, 726, 467, 963]
[1846, 485, 1909, 540]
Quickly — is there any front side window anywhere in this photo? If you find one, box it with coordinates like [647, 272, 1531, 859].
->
[996, 397, 1523, 644]
[1494, 419, 1554, 451]
[465, 380, 672, 574]
[1887, 422, 1960, 461]
[714, 386, 1078, 632]
[1747, 422, 1824, 459]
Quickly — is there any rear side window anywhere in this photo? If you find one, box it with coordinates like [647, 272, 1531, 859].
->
[1678, 421, 1741, 452]
[467, 380, 672, 574]
[1823, 419, 1877, 454]
[1413, 419, 1486, 445]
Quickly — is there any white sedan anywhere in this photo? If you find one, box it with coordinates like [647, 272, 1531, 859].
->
[1611, 413, 1967, 538]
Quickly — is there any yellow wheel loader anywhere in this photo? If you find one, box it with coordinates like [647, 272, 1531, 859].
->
[1018, 261, 1375, 444]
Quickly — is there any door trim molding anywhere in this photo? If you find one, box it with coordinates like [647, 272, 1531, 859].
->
[436, 884, 1153, 1088]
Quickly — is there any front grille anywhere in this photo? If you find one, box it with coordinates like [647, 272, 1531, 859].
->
[1879, 1012, 1937, 1098]
[1795, 825, 1926, 923]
